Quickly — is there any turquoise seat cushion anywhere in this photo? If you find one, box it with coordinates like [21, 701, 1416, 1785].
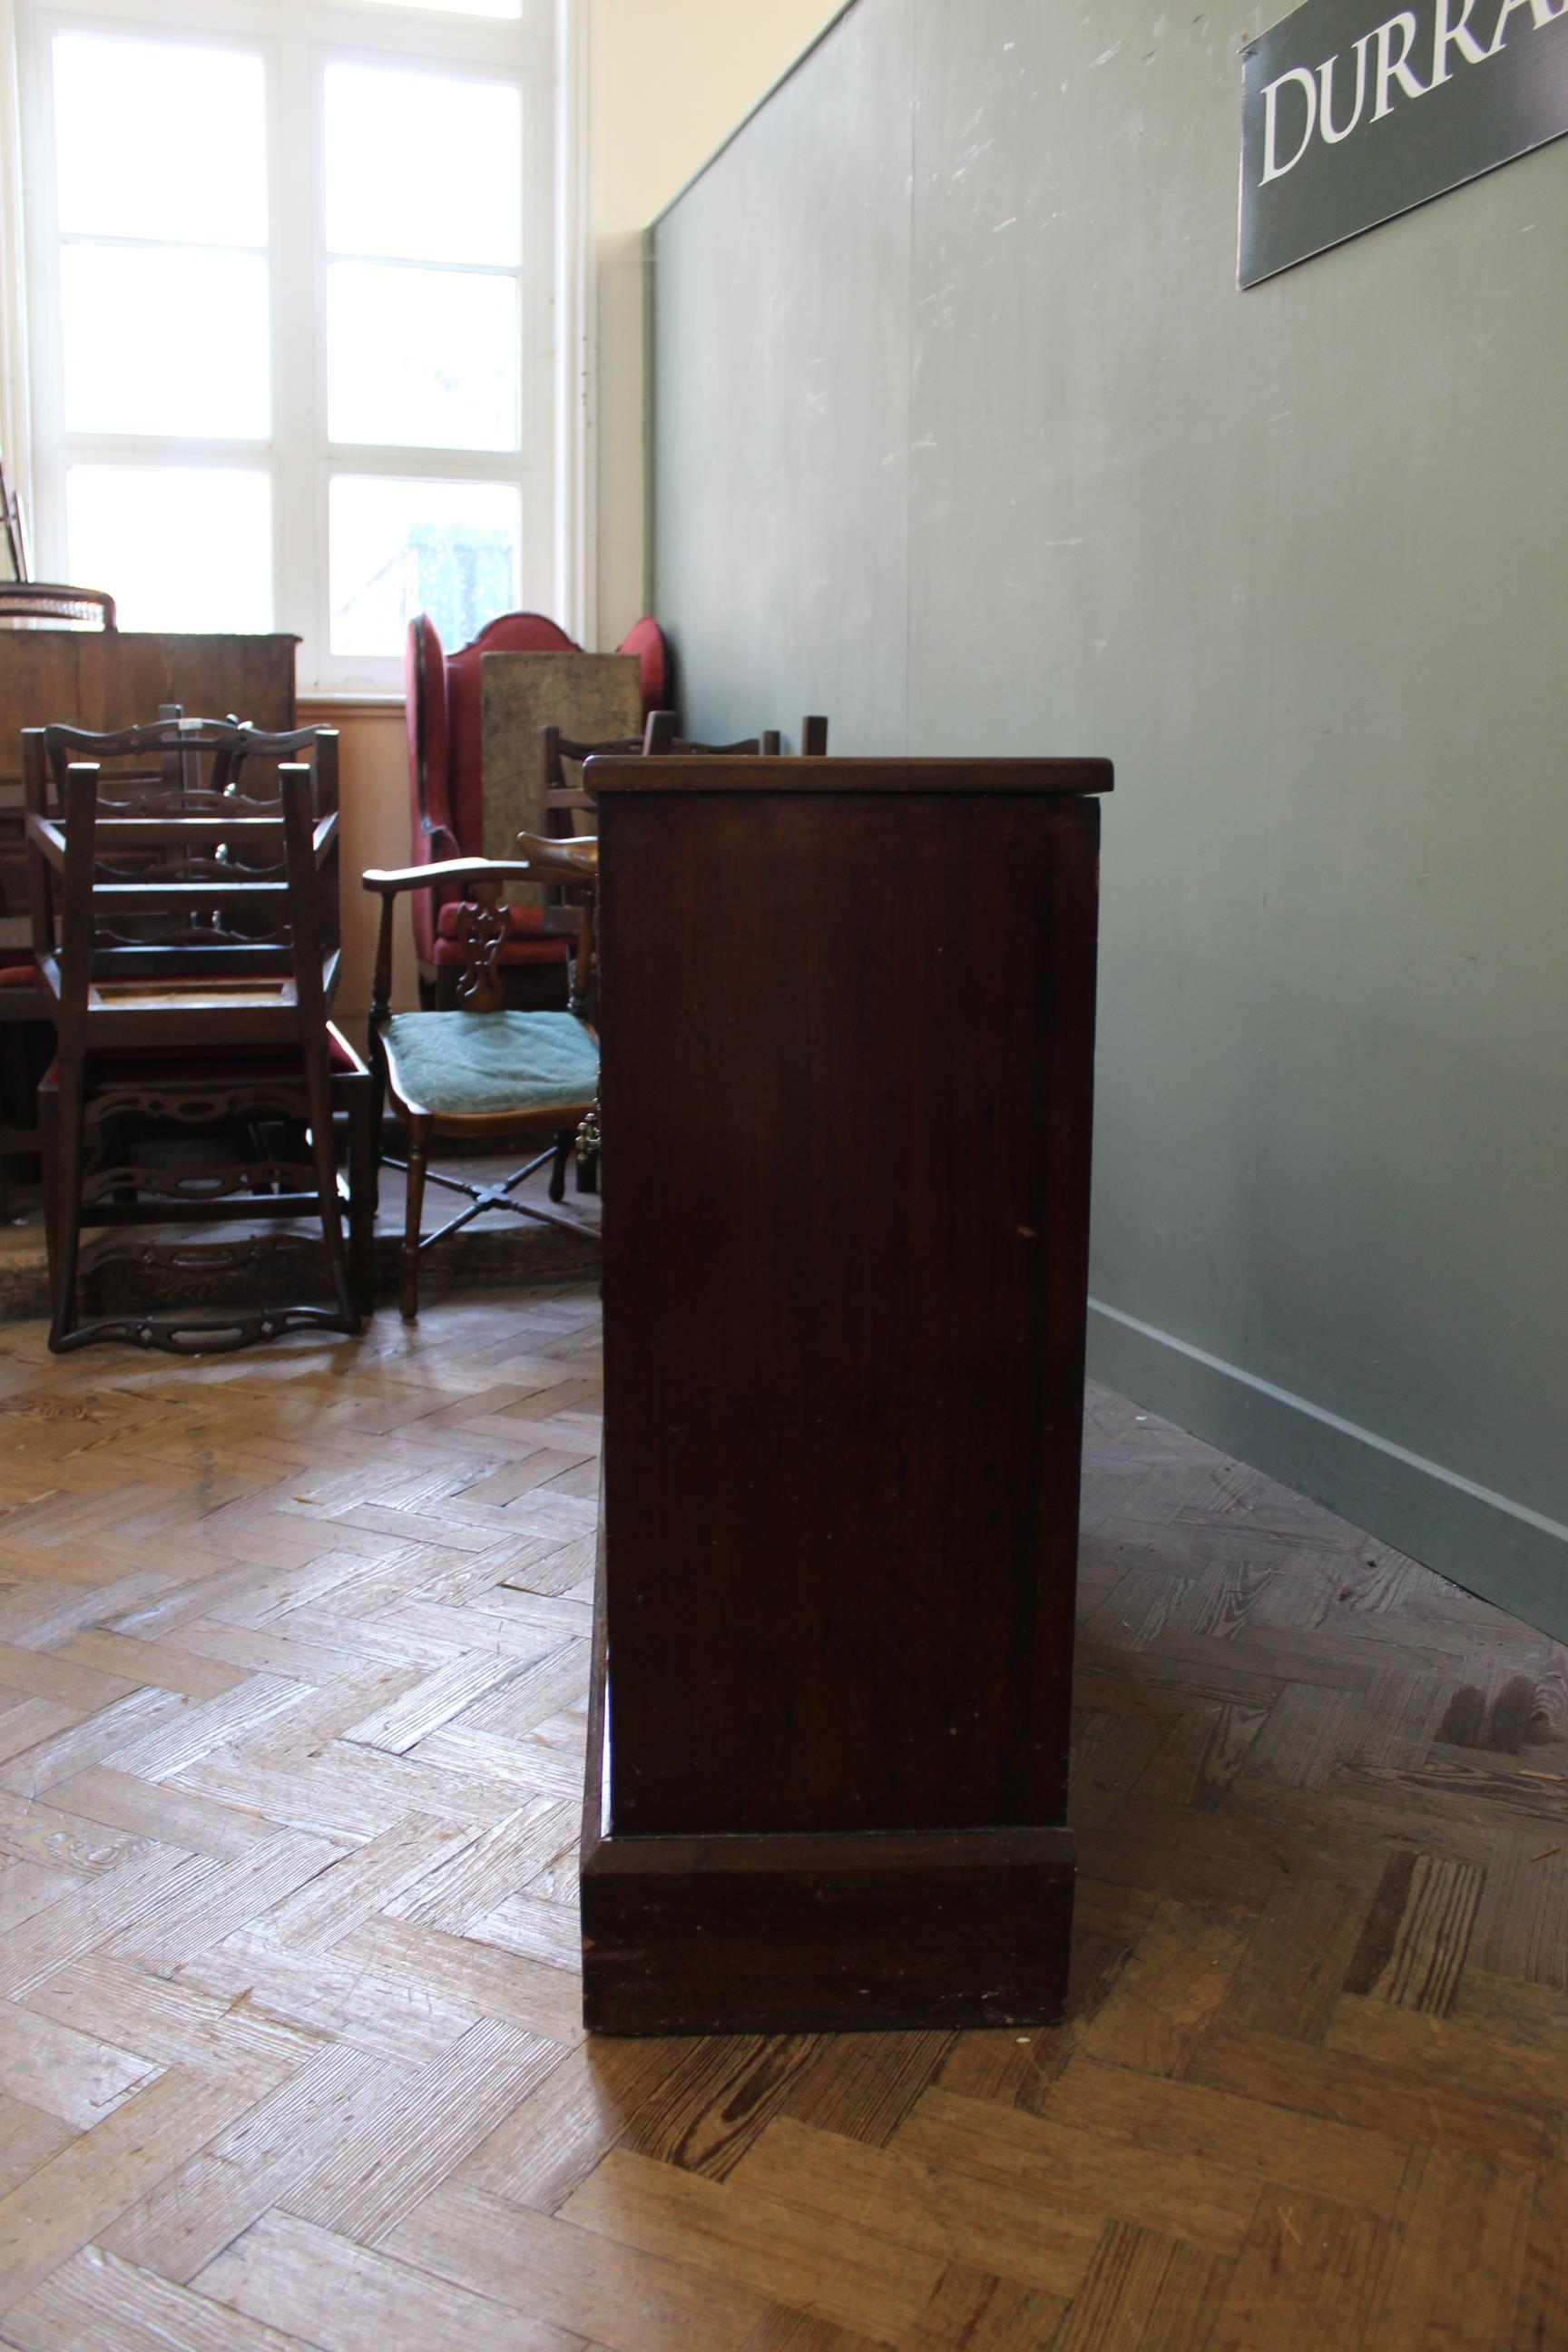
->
[383, 1010, 598, 1120]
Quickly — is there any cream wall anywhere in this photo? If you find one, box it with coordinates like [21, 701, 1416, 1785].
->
[301, 701, 419, 1023]
[589, 0, 841, 649]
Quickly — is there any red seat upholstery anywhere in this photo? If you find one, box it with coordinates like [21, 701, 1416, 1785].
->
[406, 609, 669, 976]
[431, 901, 573, 969]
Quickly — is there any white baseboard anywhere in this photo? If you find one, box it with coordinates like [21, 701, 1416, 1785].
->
[1086, 1299, 1568, 1646]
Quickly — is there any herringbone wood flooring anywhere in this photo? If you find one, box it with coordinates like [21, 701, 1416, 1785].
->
[0, 1282, 1563, 2350]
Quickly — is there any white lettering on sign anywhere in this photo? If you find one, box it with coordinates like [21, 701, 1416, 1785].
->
[1257, 0, 1563, 181]
[1372, 11, 1428, 113]
[1318, 42, 1371, 140]
[1431, 0, 1488, 78]
[1488, 0, 1565, 49]
[1261, 66, 1318, 177]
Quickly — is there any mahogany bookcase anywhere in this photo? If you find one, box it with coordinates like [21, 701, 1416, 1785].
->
[582, 754, 1112, 2034]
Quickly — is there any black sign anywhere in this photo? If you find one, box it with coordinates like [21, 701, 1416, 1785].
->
[1240, 0, 1568, 286]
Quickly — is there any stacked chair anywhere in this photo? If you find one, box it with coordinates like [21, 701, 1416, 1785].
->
[24, 716, 373, 1353]
[0, 585, 121, 1204]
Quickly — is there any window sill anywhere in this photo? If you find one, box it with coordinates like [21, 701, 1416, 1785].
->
[299, 691, 406, 718]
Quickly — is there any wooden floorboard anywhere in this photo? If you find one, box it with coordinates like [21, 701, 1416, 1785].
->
[0, 1286, 1562, 2349]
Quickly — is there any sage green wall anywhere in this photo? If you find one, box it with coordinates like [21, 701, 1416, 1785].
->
[651, 0, 1568, 1637]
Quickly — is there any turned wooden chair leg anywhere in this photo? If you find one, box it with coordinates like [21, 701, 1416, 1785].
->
[0, 1026, 15, 1224]
[37, 1075, 59, 1293]
[46, 1060, 86, 1353]
[401, 1125, 428, 1321]
[345, 1077, 377, 1319]
[367, 1058, 386, 1217]
[303, 1055, 358, 1337]
[548, 1130, 573, 1202]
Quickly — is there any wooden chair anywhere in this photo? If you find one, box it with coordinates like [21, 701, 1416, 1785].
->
[643, 711, 783, 758]
[24, 718, 372, 1353]
[540, 719, 652, 838]
[363, 842, 600, 1320]
[549, 720, 827, 852]
[642, 713, 828, 756]
[0, 583, 116, 631]
[534, 717, 828, 1038]
[539, 709, 823, 827]
[420, 712, 652, 1026]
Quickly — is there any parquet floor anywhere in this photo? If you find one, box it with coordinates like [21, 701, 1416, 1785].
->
[0, 1283, 1563, 2352]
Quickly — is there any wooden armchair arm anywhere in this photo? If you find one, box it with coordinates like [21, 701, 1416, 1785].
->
[515, 830, 599, 883]
[364, 851, 568, 1025]
[362, 856, 551, 897]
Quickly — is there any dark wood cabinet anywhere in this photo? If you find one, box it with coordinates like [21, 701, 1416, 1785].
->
[582, 754, 1111, 2034]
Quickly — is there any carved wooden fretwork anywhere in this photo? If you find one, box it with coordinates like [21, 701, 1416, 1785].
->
[83, 1083, 308, 1127]
[73, 1230, 350, 1353]
[446, 878, 512, 1013]
[81, 1159, 317, 1206]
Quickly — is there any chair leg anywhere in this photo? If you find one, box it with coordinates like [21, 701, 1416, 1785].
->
[304, 1059, 358, 1337]
[548, 1131, 573, 1203]
[37, 1076, 58, 1292]
[401, 1126, 428, 1321]
[345, 1079, 377, 1319]
[46, 1062, 85, 1354]
[368, 1057, 386, 1217]
[0, 1026, 15, 1225]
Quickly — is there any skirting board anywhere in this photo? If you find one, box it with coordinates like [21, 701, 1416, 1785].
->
[1088, 1300, 1568, 1647]
[580, 1820, 1076, 2035]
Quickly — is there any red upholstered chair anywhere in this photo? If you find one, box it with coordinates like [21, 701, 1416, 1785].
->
[405, 610, 671, 1006]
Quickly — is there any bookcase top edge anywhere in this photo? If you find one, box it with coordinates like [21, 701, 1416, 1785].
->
[584, 756, 1113, 796]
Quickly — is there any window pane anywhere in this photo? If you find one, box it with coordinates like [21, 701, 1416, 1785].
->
[325, 66, 521, 269]
[66, 467, 273, 632]
[328, 263, 517, 452]
[63, 248, 270, 439]
[54, 35, 266, 248]
[329, 475, 519, 656]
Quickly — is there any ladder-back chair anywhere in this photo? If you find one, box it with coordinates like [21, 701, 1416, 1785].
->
[25, 718, 372, 1352]
[642, 712, 828, 756]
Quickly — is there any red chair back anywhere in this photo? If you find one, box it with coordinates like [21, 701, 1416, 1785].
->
[406, 609, 669, 972]
[619, 615, 671, 720]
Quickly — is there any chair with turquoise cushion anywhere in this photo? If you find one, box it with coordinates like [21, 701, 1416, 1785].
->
[362, 844, 599, 1319]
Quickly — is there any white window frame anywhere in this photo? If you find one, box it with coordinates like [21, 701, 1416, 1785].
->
[14, 0, 583, 691]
